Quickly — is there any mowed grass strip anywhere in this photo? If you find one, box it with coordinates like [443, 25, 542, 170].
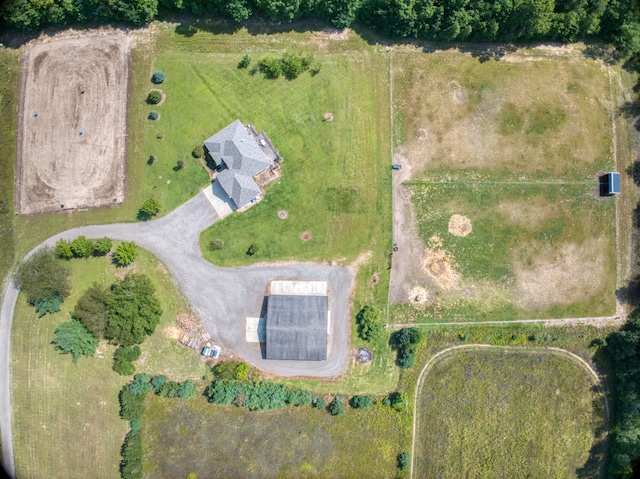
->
[157, 50, 390, 265]
[394, 182, 616, 322]
[0, 49, 19, 283]
[11, 249, 206, 478]
[394, 50, 612, 181]
[414, 348, 606, 479]
[143, 393, 405, 478]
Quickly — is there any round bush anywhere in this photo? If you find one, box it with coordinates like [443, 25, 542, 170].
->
[146, 90, 162, 104]
[151, 70, 165, 84]
[148, 110, 159, 121]
[192, 145, 204, 158]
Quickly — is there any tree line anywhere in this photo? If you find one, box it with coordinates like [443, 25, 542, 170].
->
[2, 0, 640, 55]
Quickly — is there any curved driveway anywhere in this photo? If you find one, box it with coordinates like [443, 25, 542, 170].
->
[0, 190, 353, 478]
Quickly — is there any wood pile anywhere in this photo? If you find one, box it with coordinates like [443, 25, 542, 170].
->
[166, 313, 212, 350]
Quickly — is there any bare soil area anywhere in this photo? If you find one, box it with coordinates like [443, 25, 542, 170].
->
[16, 31, 131, 214]
[514, 238, 608, 309]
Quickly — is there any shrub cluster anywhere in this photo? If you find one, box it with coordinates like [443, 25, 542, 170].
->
[192, 144, 204, 158]
[148, 110, 159, 121]
[113, 345, 141, 376]
[74, 273, 161, 347]
[205, 379, 311, 412]
[113, 241, 139, 266]
[329, 396, 346, 416]
[356, 305, 384, 342]
[351, 395, 372, 409]
[55, 236, 112, 260]
[139, 198, 161, 219]
[255, 52, 315, 80]
[151, 71, 165, 84]
[146, 90, 162, 104]
[391, 327, 423, 369]
[382, 392, 408, 412]
[211, 360, 250, 381]
[237, 54, 251, 69]
[118, 374, 197, 478]
[398, 452, 411, 471]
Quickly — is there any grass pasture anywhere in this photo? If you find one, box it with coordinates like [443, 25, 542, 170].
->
[394, 50, 612, 180]
[11, 249, 207, 478]
[413, 347, 606, 479]
[143, 393, 406, 478]
[398, 181, 616, 322]
[392, 49, 617, 322]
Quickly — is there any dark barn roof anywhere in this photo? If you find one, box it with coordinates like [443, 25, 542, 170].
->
[266, 295, 328, 361]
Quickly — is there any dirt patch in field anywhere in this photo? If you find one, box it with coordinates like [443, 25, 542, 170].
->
[408, 286, 430, 306]
[422, 248, 460, 290]
[448, 214, 472, 237]
[300, 231, 313, 242]
[17, 30, 131, 214]
[513, 238, 607, 309]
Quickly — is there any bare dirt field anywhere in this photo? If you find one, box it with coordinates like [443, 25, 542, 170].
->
[16, 31, 131, 214]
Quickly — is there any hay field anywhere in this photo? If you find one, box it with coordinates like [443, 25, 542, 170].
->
[16, 31, 130, 214]
[414, 348, 606, 478]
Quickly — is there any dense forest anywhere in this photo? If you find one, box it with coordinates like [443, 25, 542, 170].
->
[1, 0, 639, 56]
[3, 0, 640, 478]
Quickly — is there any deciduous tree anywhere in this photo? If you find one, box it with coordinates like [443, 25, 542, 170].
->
[105, 273, 162, 346]
[14, 247, 71, 306]
[73, 283, 109, 339]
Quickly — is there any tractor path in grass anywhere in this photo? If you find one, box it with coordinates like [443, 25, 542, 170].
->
[0, 190, 354, 478]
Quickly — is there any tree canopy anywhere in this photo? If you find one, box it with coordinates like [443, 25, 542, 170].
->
[13, 247, 71, 306]
[2, 0, 638, 51]
[105, 273, 162, 346]
[73, 283, 109, 339]
[51, 319, 98, 363]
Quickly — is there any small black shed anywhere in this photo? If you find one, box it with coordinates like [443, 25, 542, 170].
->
[603, 172, 621, 196]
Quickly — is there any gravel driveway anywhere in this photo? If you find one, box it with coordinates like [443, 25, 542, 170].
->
[0, 190, 354, 477]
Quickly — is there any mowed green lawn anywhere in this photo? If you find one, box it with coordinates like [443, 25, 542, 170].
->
[140, 48, 391, 266]
[11, 249, 207, 478]
[143, 394, 406, 478]
[392, 50, 617, 322]
[414, 348, 606, 479]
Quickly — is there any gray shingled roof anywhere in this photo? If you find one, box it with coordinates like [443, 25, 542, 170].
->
[266, 295, 328, 361]
[204, 120, 272, 208]
[216, 169, 261, 210]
